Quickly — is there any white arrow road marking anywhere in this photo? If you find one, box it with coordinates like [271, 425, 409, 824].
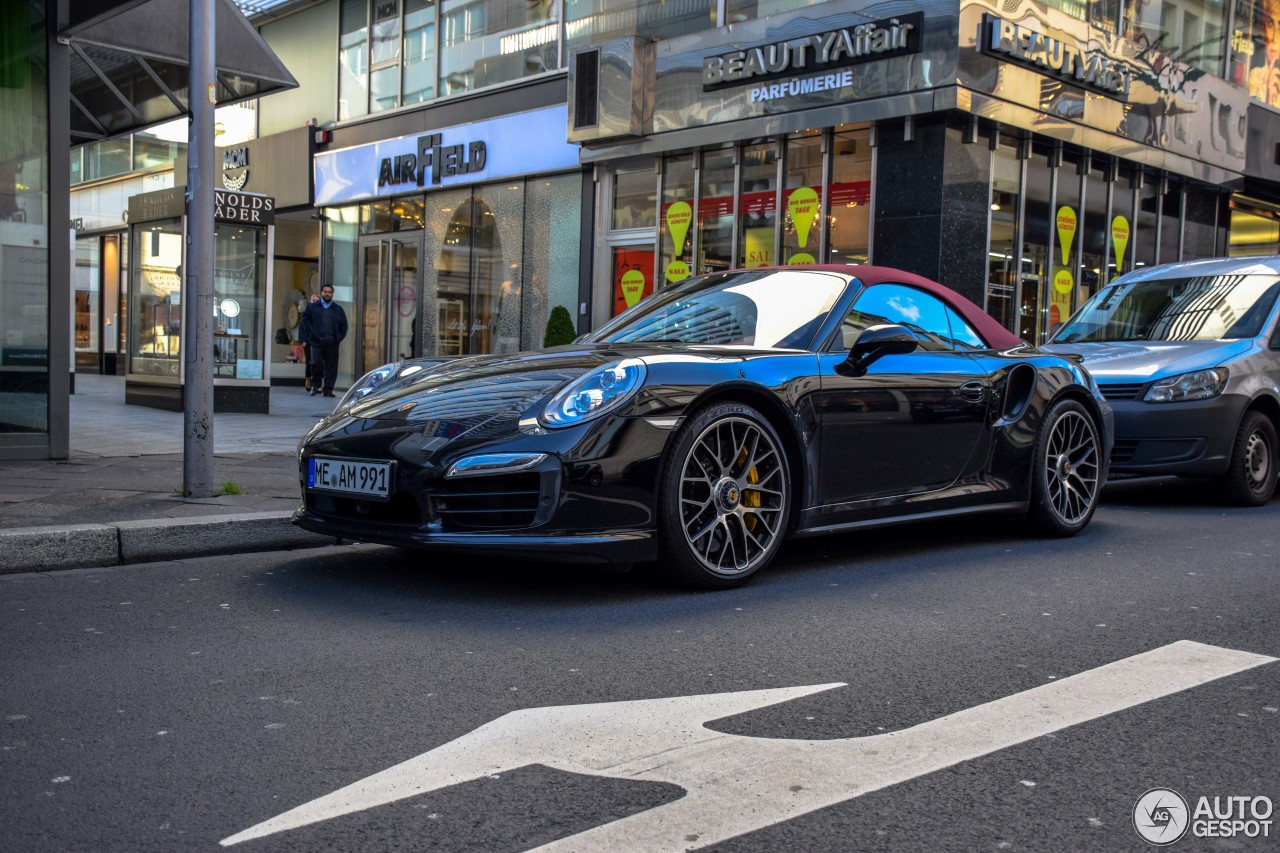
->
[222, 640, 1275, 850]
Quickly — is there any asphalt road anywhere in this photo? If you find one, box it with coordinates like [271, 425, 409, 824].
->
[2, 478, 1277, 852]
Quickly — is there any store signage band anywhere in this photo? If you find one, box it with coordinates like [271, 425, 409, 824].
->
[702, 12, 923, 92]
[313, 105, 578, 207]
[981, 13, 1130, 100]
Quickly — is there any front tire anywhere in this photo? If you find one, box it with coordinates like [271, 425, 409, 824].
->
[1215, 411, 1277, 506]
[657, 403, 791, 589]
[1028, 398, 1102, 536]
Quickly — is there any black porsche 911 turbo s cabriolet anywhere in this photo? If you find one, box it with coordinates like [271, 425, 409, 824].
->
[294, 266, 1113, 588]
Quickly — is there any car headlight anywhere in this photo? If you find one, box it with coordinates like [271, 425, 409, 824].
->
[1143, 367, 1229, 403]
[337, 361, 403, 409]
[541, 359, 646, 428]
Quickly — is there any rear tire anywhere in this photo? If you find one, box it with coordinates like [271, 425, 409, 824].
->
[1027, 398, 1102, 536]
[1215, 411, 1277, 506]
[657, 403, 791, 589]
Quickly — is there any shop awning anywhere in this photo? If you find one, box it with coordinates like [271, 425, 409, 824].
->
[60, 0, 297, 142]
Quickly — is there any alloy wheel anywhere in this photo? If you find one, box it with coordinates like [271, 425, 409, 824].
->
[1043, 409, 1100, 525]
[678, 416, 787, 577]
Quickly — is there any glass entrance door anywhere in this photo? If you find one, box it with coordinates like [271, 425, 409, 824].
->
[358, 234, 420, 376]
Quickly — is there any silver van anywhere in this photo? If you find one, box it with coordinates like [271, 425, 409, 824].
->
[1045, 255, 1280, 505]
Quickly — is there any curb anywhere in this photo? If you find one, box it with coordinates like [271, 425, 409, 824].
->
[0, 512, 334, 575]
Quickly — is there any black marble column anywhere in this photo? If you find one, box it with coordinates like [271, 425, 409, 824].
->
[873, 115, 992, 308]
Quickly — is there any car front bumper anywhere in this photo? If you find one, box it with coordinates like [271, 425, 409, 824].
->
[1107, 392, 1249, 477]
[292, 506, 655, 565]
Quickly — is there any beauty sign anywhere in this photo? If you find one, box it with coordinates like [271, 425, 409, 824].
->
[665, 201, 692, 284]
[1056, 206, 1078, 266]
[1111, 215, 1130, 277]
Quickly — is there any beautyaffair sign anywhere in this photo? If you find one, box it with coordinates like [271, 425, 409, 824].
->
[703, 12, 923, 101]
[981, 13, 1131, 100]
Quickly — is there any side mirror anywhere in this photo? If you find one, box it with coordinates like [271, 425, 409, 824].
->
[836, 323, 918, 377]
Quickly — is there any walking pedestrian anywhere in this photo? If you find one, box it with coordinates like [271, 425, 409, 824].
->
[297, 294, 319, 392]
[299, 285, 348, 398]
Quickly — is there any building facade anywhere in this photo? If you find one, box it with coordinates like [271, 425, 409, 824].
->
[568, 0, 1280, 343]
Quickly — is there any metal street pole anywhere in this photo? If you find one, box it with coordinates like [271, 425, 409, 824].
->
[184, 0, 216, 497]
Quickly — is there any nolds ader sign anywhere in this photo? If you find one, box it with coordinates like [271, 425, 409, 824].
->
[214, 190, 275, 225]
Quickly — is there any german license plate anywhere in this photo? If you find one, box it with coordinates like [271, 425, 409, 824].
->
[308, 456, 392, 500]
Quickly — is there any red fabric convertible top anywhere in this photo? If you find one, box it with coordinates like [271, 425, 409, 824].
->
[766, 264, 1025, 350]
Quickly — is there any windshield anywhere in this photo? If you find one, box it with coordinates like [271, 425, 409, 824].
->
[583, 269, 850, 349]
[1050, 274, 1280, 343]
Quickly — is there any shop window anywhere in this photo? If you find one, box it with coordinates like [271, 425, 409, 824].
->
[781, 130, 823, 266]
[987, 140, 1022, 332]
[1183, 185, 1221, 259]
[828, 126, 871, 265]
[697, 148, 736, 274]
[659, 155, 695, 288]
[1133, 171, 1160, 268]
[1049, 153, 1084, 335]
[524, 176, 582, 349]
[738, 141, 778, 268]
[74, 238, 100, 358]
[1161, 182, 1184, 264]
[1228, 199, 1280, 255]
[611, 244, 655, 316]
[470, 183, 525, 353]
[1080, 159, 1110, 307]
[1231, 0, 1280, 107]
[1111, 166, 1137, 280]
[611, 169, 656, 230]
[129, 219, 184, 378]
[1020, 146, 1055, 343]
[212, 225, 267, 379]
[566, 0, 714, 53]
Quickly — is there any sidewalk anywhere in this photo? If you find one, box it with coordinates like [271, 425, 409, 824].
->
[0, 374, 342, 574]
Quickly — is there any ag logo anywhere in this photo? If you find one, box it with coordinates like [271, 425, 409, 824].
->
[1134, 788, 1190, 845]
[222, 147, 249, 191]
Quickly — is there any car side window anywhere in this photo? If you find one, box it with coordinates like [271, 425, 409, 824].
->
[834, 284, 953, 352]
[946, 306, 988, 351]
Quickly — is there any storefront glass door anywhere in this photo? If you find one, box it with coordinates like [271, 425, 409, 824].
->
[358, 234, 420, 376]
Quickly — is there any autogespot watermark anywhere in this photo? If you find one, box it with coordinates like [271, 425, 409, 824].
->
[1134, 788, 1274, 845]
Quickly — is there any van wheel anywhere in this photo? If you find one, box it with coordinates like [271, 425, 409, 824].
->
[1216, 411, 1277, 506]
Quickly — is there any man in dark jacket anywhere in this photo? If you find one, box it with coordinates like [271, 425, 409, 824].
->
[299, 284, 348, 398]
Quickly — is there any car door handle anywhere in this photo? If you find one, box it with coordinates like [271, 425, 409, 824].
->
[958, 381, 987, 402]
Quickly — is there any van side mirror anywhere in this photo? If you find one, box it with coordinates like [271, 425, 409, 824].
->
[836, 323, 918, 377]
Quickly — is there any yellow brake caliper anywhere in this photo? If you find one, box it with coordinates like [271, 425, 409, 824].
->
[735, 444, 762, 531]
